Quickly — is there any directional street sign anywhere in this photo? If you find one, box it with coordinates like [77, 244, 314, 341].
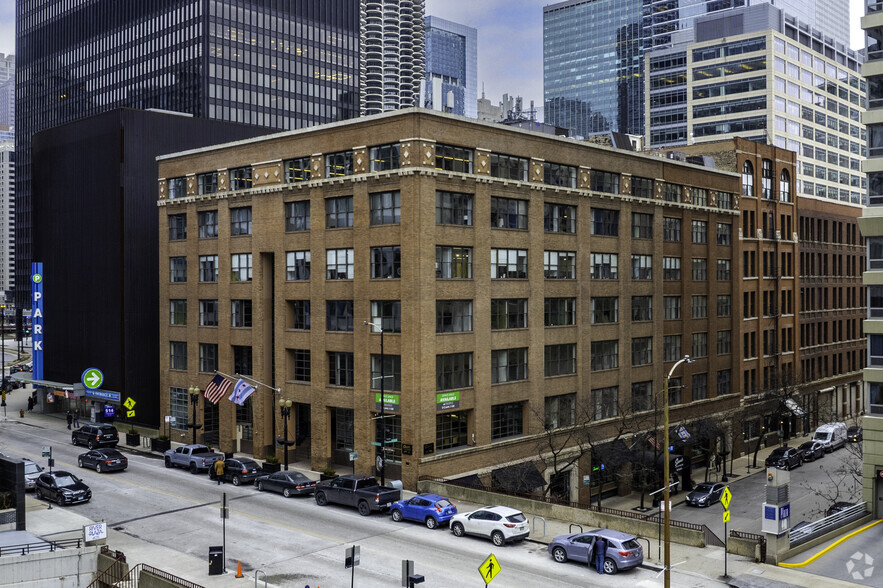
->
[721, 486, 732, 510]
[478, 553, 501, 584]
[723, 510, 731, 523]
[81, 368, 104, 390]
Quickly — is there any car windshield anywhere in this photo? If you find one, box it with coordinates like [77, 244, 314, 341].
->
[695, 483, 714, 492]
[770, 448, 786, 456]
[24, 462, 42, 474]
[848, 427, 860, 433]
[505, 513, 526, 523]
[55, 475, 79, 487]
[798, 442, 813, 450]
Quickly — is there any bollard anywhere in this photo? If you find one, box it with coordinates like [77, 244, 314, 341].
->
[20, 409, 24, 417]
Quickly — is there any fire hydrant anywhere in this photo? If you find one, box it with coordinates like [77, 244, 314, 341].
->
[20, 409, 24, 418]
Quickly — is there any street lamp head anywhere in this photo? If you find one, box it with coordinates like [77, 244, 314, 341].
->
[684, 355, 693, 364]
[279, 398, 292, 409]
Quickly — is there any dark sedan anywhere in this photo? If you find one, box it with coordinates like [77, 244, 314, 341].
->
[217, 458, 263, 486]
[797, 440, 825, 462]
[255, 471, 317, 496]
[78, 448, 128, 473]
[34, 471, 91, 505]
[685, 482, 726, 507]
[847, 426, 863, 443]
[765, 446, 802, 470]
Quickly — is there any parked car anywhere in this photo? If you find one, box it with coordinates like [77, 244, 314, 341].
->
[847, 426, 863, 443]
[826, 501, 856, 517]
[34, 471, 91, 505]
[765, 446, 802, 470]
[813, 422, 847, 452]
[390, 493, 458, 529]
[797, 440, 825, 462]
[255, 471, 317, 496]
[78, 448, 128, 473]
[21, 458, 44, 491]
[164, 444, 222, 474]
[548, 529, 643, 574]
[9, 364, 31, 374]
[314, 474, 402, 516]
[216, 458, 263, 486]
[450, 505, 529, 546]
[71, 423, 119, 449]
[685, 482, 726, 507]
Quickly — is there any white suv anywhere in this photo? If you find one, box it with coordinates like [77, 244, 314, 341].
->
[450, 505, 529, 546]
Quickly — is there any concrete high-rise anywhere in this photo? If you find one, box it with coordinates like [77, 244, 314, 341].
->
[422, 16, 477, 118]
[0, 54, 14, 129]
[0, 140, 13, 301]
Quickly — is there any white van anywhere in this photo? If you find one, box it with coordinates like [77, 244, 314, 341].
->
[812, 422, 847, 452]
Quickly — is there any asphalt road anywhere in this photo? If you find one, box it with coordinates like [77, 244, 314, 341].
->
[1, 419, 729, 587]
[783, 522, 883, 587]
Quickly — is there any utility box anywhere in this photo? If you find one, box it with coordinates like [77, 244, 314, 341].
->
[762, 467, 790, 535]
[208, 546, 224, 576]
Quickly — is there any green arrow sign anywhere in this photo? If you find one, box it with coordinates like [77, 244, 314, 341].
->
[81, 368, 104, 390]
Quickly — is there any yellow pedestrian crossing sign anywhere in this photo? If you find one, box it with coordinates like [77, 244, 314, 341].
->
[721, 486, 732, 510]
[723, 510, 731, 523]
[123, 397, 136, 410]
[478, 553, 501, 584]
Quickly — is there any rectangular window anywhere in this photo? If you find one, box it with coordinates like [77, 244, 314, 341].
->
[590, 169, 620, 193]
[231, 253, 252, 282]
[435, 144, 473, 173]
[664, 296, 681, 320]
[632, 296, 652, 321]
[692, 295, 707, 318]
[544, 162, 577, 187]
[544, 250, 575, 279]
[230, 166, 252, 190]
[692, 220, 708, 243]
[491, 248, 528, 279]
[490, 196, 528, 229]
[231, 299, 253, 328]
[168, 177, 186, 199]
[692, 373, 708, 401]
[326, 196, 354, 229]
[491, 402, 524, 439]
[717, 294, 731, 317]
[491, 348, 529, 383]
[285, 201, 310, 232]
[692, 258, 707, 280]
[590, 253, 618, 279]
[325, 150, 353, 177]
[437, 352, 473, 390]
[199, 300, 218, 326]
[591, 208, 619, 236]
[663, 182, 681, 202]
[292, 349, 311, 382]
[199, 343, 218, 372]
[491, 299, 528, 329]
[170, 342, 187, 370]
[591, 297, 618, 324]
[198, 171, 218, 194]
[198, 255, 218, 282]
[436, 191, 473, 225]
[370, 354, 402, 391]
[632, 337, 652, 366]
[284, 156, 311, 183]
[436, 300, 473, 333]
[370, 300, 402, 333]
[286, 251, 311, 280]
[326, 248, 354, 280]
[632, 212, 653, 238]
[490, 153, 528, 181]
[436, 412, 469, 450]
[170, 257, 187, 282]
[290, 300, 310, 330]
[370, 246, 401, 279]
[545, 298, 576, 326]
[663, 257, 681, 280]
[663, 335, 681, 361]
[370, 143, 400, 171]
[592, 386, 619, 420]
[692, 332, 708, 358]
[169, 214, 187, 240]
[717, 222, 732, 245]
[436, 247, 472, 278]
[369, 190, 401, 225]
[230, 207, 252, 236]
[326, 300, 354, 331]
[590, 340, 619, 371]
[718, 369, 731, 396]
[632, 176, 654, 199]
[663, 217, 682, 241]
[233, 345, 252, 376]
[170, 299, 187, 325]
[198, 210, 217, 238]
[693, 188, 708, 207]
[544, 202, 576, 233]
[544, 394, 576, 429]
[545, 344, 576, 377]
[169, 387, 189, 427]
[632, 381, 653, 412]
[328, 352, 355, 386]
[717, 330, 732, 354]
[718, 192, 733, 209]
[631, 254, 652, 280]
[717, 259, 731, 280]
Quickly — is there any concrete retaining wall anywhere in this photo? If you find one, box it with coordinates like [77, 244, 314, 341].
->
[140, 569, 188, 588]
[727, 536, 760, 561]
[0, 545, 99, 587]
[418, 480, 706, 547]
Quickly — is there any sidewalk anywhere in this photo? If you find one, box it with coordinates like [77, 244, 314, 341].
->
[1, 384, 865, 587]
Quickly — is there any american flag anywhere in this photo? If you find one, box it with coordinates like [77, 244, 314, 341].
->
[204, 373, 232, 405]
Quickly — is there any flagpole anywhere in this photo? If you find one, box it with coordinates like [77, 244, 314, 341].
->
[225, 372, 280, 395]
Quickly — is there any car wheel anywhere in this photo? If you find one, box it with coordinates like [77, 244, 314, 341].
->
[96, 464, 103, 473]
[425, 516, 438, 530]
[491, 531, 505, 547]
[315, 492, 328, 506]
[603, 558, 618, 574]
[391, 509, 403, 522]
[35, 488, 43, 500]
[189, 463, 198, 474]
[357, 501, 371, 516]
[283, 488, 292, 498]
[552, 547, 568, 563]
[232, 476, 241, 486]
[77, 458, 84, 468]
[164, 457, 172, 468]
[56, 494, 65, 506]
[87, 440, 95, 450]
[71, 436, 78, 446]
[256, 481, 264, 492]
[451, 522, 465, 537]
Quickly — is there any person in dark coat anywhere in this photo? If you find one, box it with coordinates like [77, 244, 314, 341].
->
[593, 536, 608, 574]
[27, 396, 34, 411]
[66, 411, 73, 430]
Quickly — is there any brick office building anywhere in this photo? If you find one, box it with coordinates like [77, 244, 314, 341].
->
[157, 109, 744, 496]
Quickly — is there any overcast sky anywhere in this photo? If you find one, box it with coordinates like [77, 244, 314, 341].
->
[0, 0, 866, 119]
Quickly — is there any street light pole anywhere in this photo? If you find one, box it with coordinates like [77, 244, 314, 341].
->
[187, 386, 202, 445]
[278, 399, 293, 470]
[663, 355, 691, 588]
[363, 321, 385, 487]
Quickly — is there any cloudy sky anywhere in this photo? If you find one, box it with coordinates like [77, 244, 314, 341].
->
[0, 0, 866, 119]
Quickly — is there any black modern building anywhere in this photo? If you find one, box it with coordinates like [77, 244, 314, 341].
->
[15, 0, 360, 308]
[32, 109, 274, 426]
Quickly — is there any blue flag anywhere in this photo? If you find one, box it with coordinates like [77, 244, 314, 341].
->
[229, 379, 256, 405]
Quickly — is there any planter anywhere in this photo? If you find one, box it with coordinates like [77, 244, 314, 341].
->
[125, 433, 140, 446]
[262, 462, 281, 473]
[319, 473, 337, 481]
[150, 438, 171, 453]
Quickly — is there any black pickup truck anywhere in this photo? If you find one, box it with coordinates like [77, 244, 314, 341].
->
[314, 474, 401, 516]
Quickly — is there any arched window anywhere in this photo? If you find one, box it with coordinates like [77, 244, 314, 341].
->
[779, 169, 791, 203]
[741, 161, 754, 196]
[761, 159, 773, 199]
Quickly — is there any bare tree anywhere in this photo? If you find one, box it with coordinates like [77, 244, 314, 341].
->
[796, 440, 863, 518]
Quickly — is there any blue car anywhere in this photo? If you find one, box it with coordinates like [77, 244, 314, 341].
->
[390, 493, 457, 529]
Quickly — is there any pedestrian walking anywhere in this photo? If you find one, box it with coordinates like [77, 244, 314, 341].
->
[66, 411, 73, 430]
[27, 396, 33, 412]
[72, 410, 80, 427]
[593, 536, 608, 575]
[214, 458, 225, 485]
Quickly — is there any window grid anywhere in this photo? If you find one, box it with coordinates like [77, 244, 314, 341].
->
[590, 253, 618, 279]
[370, 246, 401, 279]
[369, 190, 401, 225]
[491, 248, 528, 279]
[436, 191, 473, 225]
[326, 300, 354, 332]
[436, 246, 472, 279]
[632, 337, 652, 366]
[370, 300, 401, 333]
[591, 297, 618, 324]
[231, 253, 252, 282]
[545, 298, 576, 326]
[285, 201, 310, 232]
[437, 353, 473, 390]
[631, 254, 652, 280]
[544, 202, 576, 233]
[170, 257, 186, 282]
[491, 299, 528, 329]
[545, 343, 577, 377]
[632, 296, 652, 321]
[286, 251, 311, 281]
[231, 299, 252, 328]
[326, 196, 354, 229]
[328, 352, 355, 386]
[326, 249, 354, 280]
[491, 402, 524, 439]
[632, 212, 653, 238]
[199, 300, 218, 326]
[198, 210, 218, 238]
[170, 342, 187, 370]
[590, 340, 619, 371]
[491, 197, 528, 229]
[544, 250, 576, 279]
[436, 300, 473, 333]
[230, 207, 252, 236]
[491, 348, 529, 383]
[170, 300, 187, 325]
[198, 255, 218, 282]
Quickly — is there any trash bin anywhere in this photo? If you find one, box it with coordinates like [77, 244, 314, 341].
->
[387, 479, 404, 500]
[208, 546, 224, 576]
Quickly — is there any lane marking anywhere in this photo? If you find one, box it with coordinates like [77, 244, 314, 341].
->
[778, 519, 883, 568]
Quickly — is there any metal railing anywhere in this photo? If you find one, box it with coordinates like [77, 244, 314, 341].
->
[788, 502, 869, 546]
[730, 529, 766, 563]
[701, 524, 726, 548]
[0, 537, 82, 557]
[87, 562, 205, 588]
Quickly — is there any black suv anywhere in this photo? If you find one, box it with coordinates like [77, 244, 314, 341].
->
[765, 446, 802, 470]
[216, 458, 263, 486]
[71, 423, 119, 449]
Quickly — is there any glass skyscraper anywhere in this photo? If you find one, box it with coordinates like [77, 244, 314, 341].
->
[15, 0, 361, 307]
[423, 16, 477, 118]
